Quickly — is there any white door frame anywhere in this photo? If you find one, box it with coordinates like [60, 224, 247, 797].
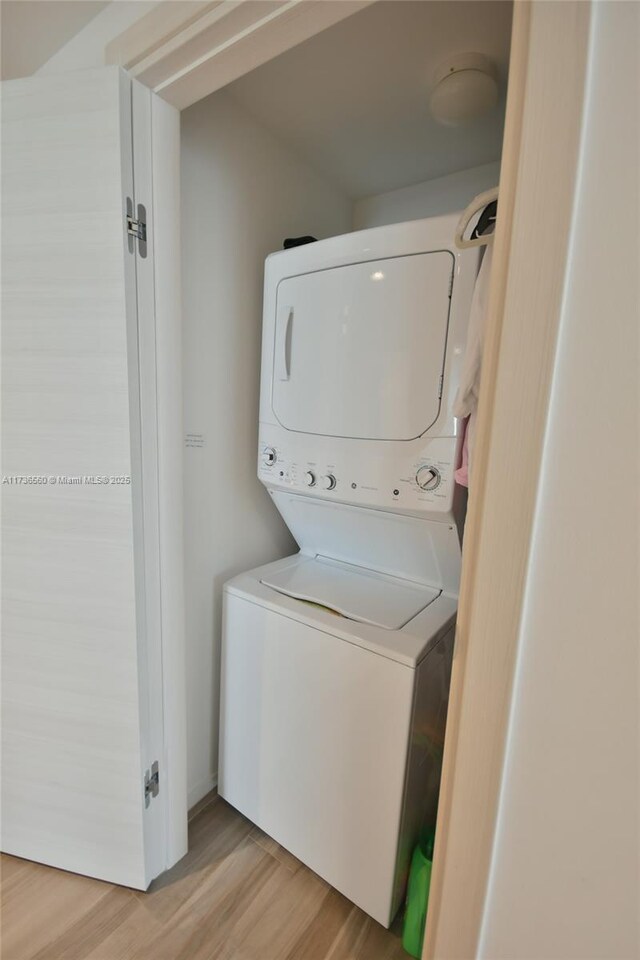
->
[105, 0, 374, 110]
[130, 77, 188, 874]
[423, 2, 593, 956]
[105, 0, 594, 943]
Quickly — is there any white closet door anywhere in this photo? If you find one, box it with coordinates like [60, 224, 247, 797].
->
[1, 67, 175, 888]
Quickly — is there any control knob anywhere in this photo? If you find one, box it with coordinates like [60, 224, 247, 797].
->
[261, 446, 276, 466]
[304, 471, 316, 487]
[416, 465, 440, 491]
[322, 474, 337, 491]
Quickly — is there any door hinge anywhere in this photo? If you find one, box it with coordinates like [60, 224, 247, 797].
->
[448, 273, 454, 298]
[126, 197, 148, 258]
[438, 373, 444, 398]
[144, 761, 159, 807]
[127, 215, 146, 242]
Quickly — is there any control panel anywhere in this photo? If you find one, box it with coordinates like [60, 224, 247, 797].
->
[257, 431, 459, 519]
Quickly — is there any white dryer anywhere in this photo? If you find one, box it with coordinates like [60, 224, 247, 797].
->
[218, 214, 478, 928]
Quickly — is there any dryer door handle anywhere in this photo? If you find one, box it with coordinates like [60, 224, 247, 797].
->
[276, 306, 294, 381]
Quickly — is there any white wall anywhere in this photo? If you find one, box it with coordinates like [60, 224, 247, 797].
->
[352, 161, 500, 230]
[181, 90, 352, 806]
[480, 4, 639, 958]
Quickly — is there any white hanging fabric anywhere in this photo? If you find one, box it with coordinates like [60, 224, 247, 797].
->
[453, 239, 494, 487]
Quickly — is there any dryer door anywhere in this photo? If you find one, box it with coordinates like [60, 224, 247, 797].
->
[271, 252, 454, 440]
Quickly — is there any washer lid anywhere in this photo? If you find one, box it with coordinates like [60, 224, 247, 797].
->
[260, 555, 440, 631]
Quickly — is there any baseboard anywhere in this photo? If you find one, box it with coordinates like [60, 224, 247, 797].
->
[187, 775, 218, 813]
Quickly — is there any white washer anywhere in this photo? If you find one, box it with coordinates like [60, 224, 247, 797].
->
[219, 214, 478, 927]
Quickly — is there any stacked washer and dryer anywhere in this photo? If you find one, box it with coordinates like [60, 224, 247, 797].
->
[218, 214, 478, 928]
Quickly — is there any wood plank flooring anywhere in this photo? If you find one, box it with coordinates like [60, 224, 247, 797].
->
[1, 793, 408, 960]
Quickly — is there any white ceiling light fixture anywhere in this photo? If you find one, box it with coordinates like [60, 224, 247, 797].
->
[430, 53, 499, 127]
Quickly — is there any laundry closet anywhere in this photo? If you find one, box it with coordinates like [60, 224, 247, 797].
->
[1, 0, 512, 930]
[180, 0, 511, 814]
[180, 0, 511, 927]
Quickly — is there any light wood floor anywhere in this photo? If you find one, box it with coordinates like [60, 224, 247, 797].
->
[1, 793, 408, 960]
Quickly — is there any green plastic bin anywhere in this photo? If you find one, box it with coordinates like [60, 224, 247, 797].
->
[402, 829, 435, 959]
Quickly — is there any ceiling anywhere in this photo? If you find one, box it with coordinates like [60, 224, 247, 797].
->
[0, 0, 108, 80]
[227, 0, 513, 199]
[1, 0, 512, 197]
